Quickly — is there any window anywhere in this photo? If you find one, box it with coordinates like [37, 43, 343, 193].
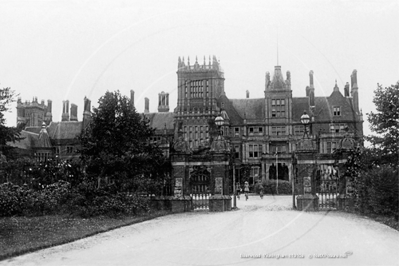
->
[294, 125, 304, 135]
[271, 126, 286, 135]
[259, 127, 263, 133]
[333, 106, 341, 116]
[330, 123, 347, 133]
[249, 144, 262, 158]
[234, 145, 240, 159]
[271, 98, 286, 118]
[249, 127, 254, 133]
[66, 146, 74, 154]
[234, 127, 240, 136]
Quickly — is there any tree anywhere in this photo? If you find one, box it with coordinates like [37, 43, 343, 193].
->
[0, 87, 24, 155]
[367, 82, 399, 166]
[78, 90, 166, 193]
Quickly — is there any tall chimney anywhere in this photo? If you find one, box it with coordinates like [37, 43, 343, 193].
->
[158, 91, 169, 112]
[70, 103, 78, 121]
[47, 100, 52, 114]
[130, 90, 135, 110]
[309, 71, 315, 106]
[61, 100, 70, 121]
[344, 82, 350, 97]
[44, 99, 53, 124]
[350, 70, 359, 113]
[83, 97, 91, 129]
[144, 97, 149, 113]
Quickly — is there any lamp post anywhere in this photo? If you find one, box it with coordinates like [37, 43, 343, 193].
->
[275, 150, 279, 195]
[300, 111, 311, 138]
[214, 114, 237, 208]
[215, 114, 224, 136]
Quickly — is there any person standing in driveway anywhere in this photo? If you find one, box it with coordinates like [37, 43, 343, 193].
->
[244, 181, 249, 201]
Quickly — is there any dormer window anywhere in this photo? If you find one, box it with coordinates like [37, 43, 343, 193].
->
[333, 106, 341, 116]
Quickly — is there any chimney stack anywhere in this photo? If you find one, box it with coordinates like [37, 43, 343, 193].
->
[44, 100, 53, 124]
[61, 100, 70, 121]
[308, 71, 315, 106]
[83, 97, 91, 129]
[344, 82, 350, 97]
[144, 97, 149, 113]
[130, 90, 135, 110]
[70, 103, 78, 121]
[350, 70, 359, 113]
[158, 91, 169, 112]
[246, 90, 249, 98]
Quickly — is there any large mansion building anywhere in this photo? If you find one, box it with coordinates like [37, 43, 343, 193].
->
[8, 56, 363, 185]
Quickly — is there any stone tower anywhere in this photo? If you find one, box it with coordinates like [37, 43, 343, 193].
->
[16, 97, 49, 127]
[174, 55, 225, 149]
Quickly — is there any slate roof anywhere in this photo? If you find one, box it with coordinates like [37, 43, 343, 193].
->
[229, 98, 265, 121]
[24, 127, 42, 134]
[47, 121, 83, 140]
[219, 95, 243, 124]
[7, 130, 39, 150]
[292, 97, 310, 122]
[144, 112, 175, 131]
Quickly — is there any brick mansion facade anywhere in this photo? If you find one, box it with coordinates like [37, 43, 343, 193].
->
[8, 56, 363, 185]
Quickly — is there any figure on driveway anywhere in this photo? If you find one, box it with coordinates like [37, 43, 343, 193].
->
[244, 181, 249, 201]
[259, 184, 264, 199]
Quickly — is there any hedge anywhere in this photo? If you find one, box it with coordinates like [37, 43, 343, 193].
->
[254, 180, 292, 195]
[0, 181, 149, 218]
[355, 166, 398, 219]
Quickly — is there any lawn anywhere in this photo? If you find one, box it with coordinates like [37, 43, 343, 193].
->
[0, 210, 171, 261]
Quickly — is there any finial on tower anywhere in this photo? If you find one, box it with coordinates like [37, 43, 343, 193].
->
[276, 26, 279, 66]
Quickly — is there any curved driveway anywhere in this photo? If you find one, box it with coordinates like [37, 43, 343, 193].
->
[3, 196, 399, 266]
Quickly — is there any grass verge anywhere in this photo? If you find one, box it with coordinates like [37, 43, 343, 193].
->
[360, 213, 399, 231]
[0, 210, 171, 261]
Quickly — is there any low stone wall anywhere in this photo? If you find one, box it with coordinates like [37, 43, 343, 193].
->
[150, 196, 193, 213]
[151, 195, 232, 213]
[209, 195, 232, 212]
[296, 194, 319, 211]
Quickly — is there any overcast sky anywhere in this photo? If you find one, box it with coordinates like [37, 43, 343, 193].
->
[1, 0, 398, 138]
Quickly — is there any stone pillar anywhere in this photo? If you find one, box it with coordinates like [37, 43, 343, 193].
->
[261, 161, 266, 182]
[295, 138, 319, 211]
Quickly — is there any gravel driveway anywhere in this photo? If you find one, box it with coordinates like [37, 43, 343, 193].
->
[3, 196, 399, 266]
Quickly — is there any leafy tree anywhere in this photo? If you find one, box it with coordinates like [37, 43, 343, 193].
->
[367, 82, 399, 166]
[0, 87, 24, 156]
[78, 90, 166, 194]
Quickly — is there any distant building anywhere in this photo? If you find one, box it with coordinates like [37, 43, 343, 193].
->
[8, 55, 363, 186]
[8, 97, 92, 161]
[145, 56, 363, 185]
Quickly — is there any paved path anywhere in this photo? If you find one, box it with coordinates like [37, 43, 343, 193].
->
[3, 196, 399, 266]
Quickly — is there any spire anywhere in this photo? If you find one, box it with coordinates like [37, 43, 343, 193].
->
[276, 25, 279, 66]
[270, 66, 286, 90]
[333, 80, 340, 92]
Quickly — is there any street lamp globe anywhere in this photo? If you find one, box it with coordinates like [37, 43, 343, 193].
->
[215, 115, 224, 127]
[300, 111, 310, 125]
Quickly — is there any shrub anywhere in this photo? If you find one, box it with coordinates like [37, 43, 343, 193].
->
[255, 180, 292, 195]
[0, 182, 23, 216]
[356, 166, 398, 219]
